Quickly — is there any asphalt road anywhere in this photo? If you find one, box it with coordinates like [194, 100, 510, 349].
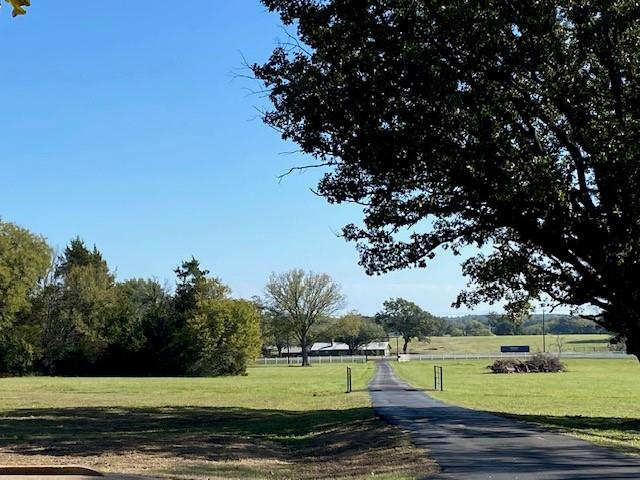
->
[369, 361, 640, 480]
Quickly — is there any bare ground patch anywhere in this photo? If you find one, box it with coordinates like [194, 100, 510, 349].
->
[0, 407, 436, 479]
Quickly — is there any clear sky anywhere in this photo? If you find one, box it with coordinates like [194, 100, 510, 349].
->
[0, 1, 501, 316]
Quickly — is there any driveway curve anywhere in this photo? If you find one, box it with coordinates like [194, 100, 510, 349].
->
[369, 361, 640, 479]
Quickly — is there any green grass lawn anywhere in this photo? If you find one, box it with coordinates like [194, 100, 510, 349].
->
[0, 365, 435, 480]
[404, 333, 612, 354]
[393, 358, 640, 454]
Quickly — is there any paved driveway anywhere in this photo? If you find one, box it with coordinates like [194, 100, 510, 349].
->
[370, 361, 640, 479]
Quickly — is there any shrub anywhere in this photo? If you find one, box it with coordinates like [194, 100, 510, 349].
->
[0, 334, 36, 376]
[186, 298, 261, 376]
[488, 353, 566, 374]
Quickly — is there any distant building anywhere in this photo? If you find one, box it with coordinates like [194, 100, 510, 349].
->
[266, 341, 391, 357]
[310, 341, 391, 357]
[357, 341, 390, 356]
[311, 341, 351, 356]
[264, 345, 303, 357]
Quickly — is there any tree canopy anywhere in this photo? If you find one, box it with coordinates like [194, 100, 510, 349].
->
[376, 298, 437, 353]
[254, 0, 640, 358]
[0, 227, 261, 376]
[187, 298, 261, 376]
[3, 0, 29, 17]
[264, 269, 345, 365]
[329, 312, 386, 354]
[0, 221, 51, 330]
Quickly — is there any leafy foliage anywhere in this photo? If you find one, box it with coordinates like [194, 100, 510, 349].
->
[328, 312, 386, 354]
[376, 298, 438, 353]
[34, 239, 115, 374]
[258, 303, 294, 355]
[0, 230, 260, 376]
[0, 325, 38, 375]
[187, 298, 261, 376]
[254, 0, 640, 358]
[465, 319, 492, 336]
[264, 269, 345, 365]
[3, 0, 29, 17]
[0, 221, 51, 330]
[173, 258, 230, 315]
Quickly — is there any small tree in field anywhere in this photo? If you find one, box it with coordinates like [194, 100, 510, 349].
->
[264, 269, 345, 366]
[331, 312, 386, 355]
[376, 298, 437, 354]
[555, 335, 567, 358]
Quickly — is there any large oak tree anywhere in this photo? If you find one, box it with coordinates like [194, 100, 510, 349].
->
[254, 1, 640, 358]
[264, 269, 345, 366]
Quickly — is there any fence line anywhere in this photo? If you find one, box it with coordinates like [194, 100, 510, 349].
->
[255, 355, 368, 366]
[255, 351, 632, 365]
[399, 351, 633, 361]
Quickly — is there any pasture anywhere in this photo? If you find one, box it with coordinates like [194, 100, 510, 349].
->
[393, 358, 640, 454]
[406, 333, 612, 354]
[0, 365, 435, 480]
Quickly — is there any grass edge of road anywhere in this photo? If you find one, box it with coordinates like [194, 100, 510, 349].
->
[391, 358, 640, 456]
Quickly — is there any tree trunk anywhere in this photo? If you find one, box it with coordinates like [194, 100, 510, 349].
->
[599, 304, 640, 362]
[626, 328, 640, 362]
[301, 336, 310, 366]
[403, 337, 409, 354]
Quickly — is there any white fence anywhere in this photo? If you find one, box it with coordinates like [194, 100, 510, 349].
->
[255, 355, 368, 366]
[256, 351, 633, 365]
[400, 351, 633, 361]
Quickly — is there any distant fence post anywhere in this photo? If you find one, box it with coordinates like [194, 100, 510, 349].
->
[433, 365, 443, 391]
[346, 367, 352, 393]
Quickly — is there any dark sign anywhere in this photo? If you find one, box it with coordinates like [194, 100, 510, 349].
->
[500, 345, 530, 353]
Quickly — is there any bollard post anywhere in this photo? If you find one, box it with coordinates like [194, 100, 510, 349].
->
[433, 365, 443, 391]
[349, 367, 352, 392]
[346, 367, 352, 393]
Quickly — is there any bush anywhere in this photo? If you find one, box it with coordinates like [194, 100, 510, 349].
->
[0, 334, 36, 376]
[186, 298, 261, 376]
[488, 353, 566, 374]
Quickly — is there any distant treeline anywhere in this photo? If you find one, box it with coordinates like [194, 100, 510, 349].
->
[1, 220, 610, 377]
[0, 221, 260, 376]
[439, 313, 608, 336]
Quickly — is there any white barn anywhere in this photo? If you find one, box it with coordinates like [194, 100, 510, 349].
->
[310, 341, 390, 356]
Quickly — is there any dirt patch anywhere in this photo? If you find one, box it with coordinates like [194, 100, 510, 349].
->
[0, 407, 436, 479]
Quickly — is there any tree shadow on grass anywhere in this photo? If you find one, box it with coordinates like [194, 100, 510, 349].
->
[502, 413, 640, 456]
[0, 406, 436, 479]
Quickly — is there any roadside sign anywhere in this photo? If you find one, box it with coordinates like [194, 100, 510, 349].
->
[500, 345, 530, 353]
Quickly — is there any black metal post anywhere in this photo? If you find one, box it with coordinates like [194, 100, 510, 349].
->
[542, 308, 546, 353]
[433, 365, 444, 391]
[396, 336, 399, 360]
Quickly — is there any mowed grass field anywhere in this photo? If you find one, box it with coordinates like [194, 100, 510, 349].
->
[406, 333, 612, 354]
[393, 358, 640, 454]
[0, 365, 435, 480]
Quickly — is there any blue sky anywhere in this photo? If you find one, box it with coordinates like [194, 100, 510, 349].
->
[0, 1, 500, 316]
